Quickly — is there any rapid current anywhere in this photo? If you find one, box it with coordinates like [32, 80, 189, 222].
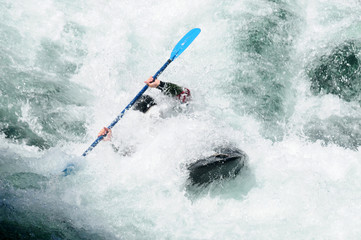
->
[1, 0, 361, 239]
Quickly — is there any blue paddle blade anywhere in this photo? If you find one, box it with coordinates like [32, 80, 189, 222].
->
[170, 28, 201, 60]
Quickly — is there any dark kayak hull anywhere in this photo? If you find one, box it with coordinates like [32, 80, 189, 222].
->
[187, 147, 248, 186]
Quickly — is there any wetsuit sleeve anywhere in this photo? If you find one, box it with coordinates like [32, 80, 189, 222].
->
[157, 81, 191, 103]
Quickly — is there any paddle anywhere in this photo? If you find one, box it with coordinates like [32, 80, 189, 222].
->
[63, 28, 201, 175]
[82, 28, 201, 158]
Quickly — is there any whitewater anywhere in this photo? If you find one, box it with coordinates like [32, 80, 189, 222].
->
[1, 0, 361, 239]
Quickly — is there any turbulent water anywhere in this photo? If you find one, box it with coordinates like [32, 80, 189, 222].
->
[1, 0, 361, 239]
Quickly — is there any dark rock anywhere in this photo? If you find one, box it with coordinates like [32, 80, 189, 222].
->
[308, 40, 361, 103]
[187, 147, 248, 186]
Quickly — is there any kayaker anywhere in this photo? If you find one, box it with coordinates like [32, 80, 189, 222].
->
[98, 76, 191, 139]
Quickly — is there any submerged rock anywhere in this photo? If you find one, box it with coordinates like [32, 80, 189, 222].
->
[230, 1, 299, 142]
[303, 115, 361, 150]
[308, 40, 361, 103]
[0, 199, 113, 240]
[187, 147, 248, 186]
[5, 172, 48, 190]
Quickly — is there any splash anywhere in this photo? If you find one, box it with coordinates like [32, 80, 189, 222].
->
[1, 0, 361, 239]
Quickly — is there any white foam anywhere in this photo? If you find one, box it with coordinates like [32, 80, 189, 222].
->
[2, 0, 361, 239]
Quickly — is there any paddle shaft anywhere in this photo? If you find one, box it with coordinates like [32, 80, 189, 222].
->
[81, 59, 172, 157]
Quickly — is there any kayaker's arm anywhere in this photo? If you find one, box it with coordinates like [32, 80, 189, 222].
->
[144, 77, 191, 103]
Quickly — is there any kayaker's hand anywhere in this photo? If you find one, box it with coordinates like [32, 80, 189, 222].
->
[145, 76, 160, 88]
[98, 127, 112, 141]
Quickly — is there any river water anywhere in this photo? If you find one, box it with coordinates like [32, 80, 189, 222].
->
[1, 0, 361, 239]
